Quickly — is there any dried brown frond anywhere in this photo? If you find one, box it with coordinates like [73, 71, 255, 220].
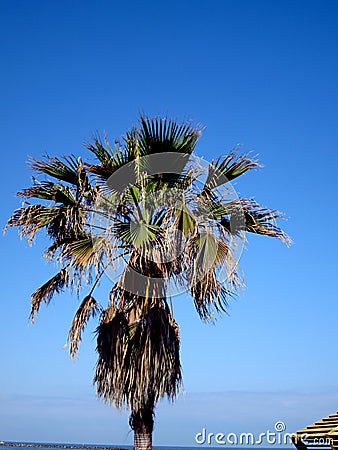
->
[191, 278, 233, 322]
[67, 295, 102, 358]
[220, 199, 291, 245]
[94, 302, 182, 414]
[30, 268, 70, 322]
[5, 205, 62, 243]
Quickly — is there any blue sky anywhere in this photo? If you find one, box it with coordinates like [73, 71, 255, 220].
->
[1, 0, 338, 446]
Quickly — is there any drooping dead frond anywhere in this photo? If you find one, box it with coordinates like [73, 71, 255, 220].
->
[5, 203, 88, 245]
[30, 268, 70, 322]
[67, 295, 102, 358]
[191, 278, 233, 322]
[185, 227, 244, 321]
[220, 199, 291, 245]
[43, 206, 87, 247]
[94, 302, 182, 413]
[188, 240, 238, 321]
[5, 204, 63, 243]
[243, 201, 291, 244]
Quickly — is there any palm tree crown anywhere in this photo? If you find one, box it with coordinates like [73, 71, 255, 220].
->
[6, 115, 290, 450]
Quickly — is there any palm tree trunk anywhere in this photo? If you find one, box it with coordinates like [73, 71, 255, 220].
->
[131, 408, 154, 450]
[134, 424, 152, 450]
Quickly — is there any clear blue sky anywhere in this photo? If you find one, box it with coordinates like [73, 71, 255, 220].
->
[1, 0, 338, 446]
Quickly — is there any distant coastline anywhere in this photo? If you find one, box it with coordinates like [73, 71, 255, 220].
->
[0, 443, 125, 450]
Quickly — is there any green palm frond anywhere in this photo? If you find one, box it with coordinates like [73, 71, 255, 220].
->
[87, 137, 114, 165]
[203, 151, 260, 192]
[67, 295, 102, 358]
[18, 181, 76, 205]
[87, 138, 133, 181]
[43, 233, 90, 261]
[130, 116, 201, 188]
[174, 203, 196, 237]
[196, 232, 230, 267]
[137, 115, 201, 156]
[197, 198, 237, 220]
[30, 155, 79, 185]
[88, 116, 201, 189]
[187, 230, 230, 275]
[30, 268, 70, 322]
[113, 221, 163, 249]
[122, 185, 140, 209]
[61, 237, 103, 271]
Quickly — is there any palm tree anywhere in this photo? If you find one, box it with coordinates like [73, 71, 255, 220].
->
[5, 115, 290, 450]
